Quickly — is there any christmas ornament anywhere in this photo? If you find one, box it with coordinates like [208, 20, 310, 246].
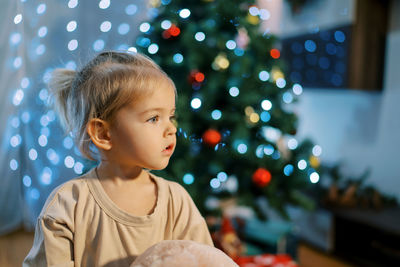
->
[270, 48, 280, 59]
[188, 70, 205, 84]
[202, 129, 222, 146]
[309, 155, 320, 168]
[277, 136, 291, 160]
[235, 28, 249, 49]
[252, 168, 272, 187]
[246, 14, 260, 25]
[215, 217, 245, 260]
[162, 24, 180, 39]
[271, 67, 284, 81]
[149, 0, 161, 8]
[212, 53, 230, 70]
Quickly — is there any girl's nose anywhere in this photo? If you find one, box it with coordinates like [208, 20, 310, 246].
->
[166, 120, 177, 136]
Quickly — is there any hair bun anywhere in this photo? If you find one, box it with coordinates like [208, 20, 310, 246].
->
[48, 68, 77, 132]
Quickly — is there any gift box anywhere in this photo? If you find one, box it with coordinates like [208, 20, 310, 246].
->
[234, 254, 298, 267]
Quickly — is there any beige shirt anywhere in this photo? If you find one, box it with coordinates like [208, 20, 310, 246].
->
[23, 168, 213, 267]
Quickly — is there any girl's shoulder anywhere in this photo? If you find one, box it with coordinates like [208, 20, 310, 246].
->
[149, 172, 195, 209]
[39, 168, 96, 218]
[150, 173, 188, 197]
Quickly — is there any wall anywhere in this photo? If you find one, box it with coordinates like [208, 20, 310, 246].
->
[293, 0, 400, 200]
[260, 0, 355, 37]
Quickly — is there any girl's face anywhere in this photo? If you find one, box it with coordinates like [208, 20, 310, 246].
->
[107, 82, 177, 170]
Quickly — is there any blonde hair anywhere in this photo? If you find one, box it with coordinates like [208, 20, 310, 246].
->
[48, 51, 176, 160]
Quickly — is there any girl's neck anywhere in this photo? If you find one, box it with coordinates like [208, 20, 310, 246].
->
[96, 161, 151, 185]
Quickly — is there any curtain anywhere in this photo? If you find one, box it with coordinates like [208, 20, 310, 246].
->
[0, 0, 149, 235]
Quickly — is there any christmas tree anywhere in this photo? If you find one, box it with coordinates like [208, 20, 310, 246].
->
[136, 0, 319, 219]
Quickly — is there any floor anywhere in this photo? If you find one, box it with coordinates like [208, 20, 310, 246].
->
[0, 229, 34, 267]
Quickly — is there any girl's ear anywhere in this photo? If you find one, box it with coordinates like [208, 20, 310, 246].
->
[87, 118, 112, 150]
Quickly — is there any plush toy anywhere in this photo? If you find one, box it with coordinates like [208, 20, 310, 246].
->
[130, 240, 238, 267]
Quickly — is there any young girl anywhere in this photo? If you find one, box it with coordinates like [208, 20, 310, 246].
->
[24, 51, 213, 267]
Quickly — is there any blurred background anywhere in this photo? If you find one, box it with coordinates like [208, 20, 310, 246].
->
[0, 0, 399, 266]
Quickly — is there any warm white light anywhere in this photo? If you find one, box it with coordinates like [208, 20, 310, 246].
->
[298, 159, 307, 170]
[66, 21, 77, 32]
[261, 99, 272, 111]
[179, 8, 191, 18]
[100, 21, 112, 32]
[229, 87, 239, 97]
[191, 98, 202, 109]
[195, 32, 205, 42]
[310, 172, 320, 183]
[14, 14, 23, 24]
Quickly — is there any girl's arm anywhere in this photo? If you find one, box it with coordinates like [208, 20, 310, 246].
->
[23, 215, 74, 267]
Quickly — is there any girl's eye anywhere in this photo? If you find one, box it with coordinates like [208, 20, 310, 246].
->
[170, 115, 178, 126]
[147, 116, 159, 123]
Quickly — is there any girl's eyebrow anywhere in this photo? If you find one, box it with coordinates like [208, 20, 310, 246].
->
[140, 108, 176, 115]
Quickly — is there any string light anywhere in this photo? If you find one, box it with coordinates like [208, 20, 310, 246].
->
[211, 110, 222, 120]
[14, 14, 23, 24]
[100, 21, 112, 32]
[36, 4, 46, 15]
[148, 43, 159, 54]
[259, 70, 270, 81]
[284, 164, 294, 176]
[10, 159, 18, 171]
[210, 178, 221, 189]
[292, 83, 303, 95]
[190, 98, 202, 109]
[217, 172, 228, 182]
[10, 33, 22, 45]
[139, 22, 151, 33]
[23, 176, 32, 187]
[310, 172, 320, 183]
[66, 21, 77, 32]
[263, 144, 274, 155]
[179, 8, 191, 19]
[173, 53, 183, 63]
[259, 9, 270, 20]
[125, 4, 137, 15]
[298, 159, 307, 170]
[38, 26, 48, 38]
[312, 145, 322, 156]
[161, 20, 171, 30]
[229, 86, 239, 97]
[261, 99, 272, 111]
[99, 0, 110, 9]
[237, 143, 247, 154]
[67, 39, 78, 51]
[276, 78, 286, 88]
[226, 40, 236, 50]
[68, 0, 78, 9]
[93, 39, 105, 51]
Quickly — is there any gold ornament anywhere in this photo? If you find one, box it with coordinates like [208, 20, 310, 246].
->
[246, 14, 259, 25]
[244, 106, 254, 116]
[149, 0, 161, 8]
[212, 53, 230, 70]
[249, 113, 260, 123]
[309, 156, 320, 168]
[271, 67, 284, 81]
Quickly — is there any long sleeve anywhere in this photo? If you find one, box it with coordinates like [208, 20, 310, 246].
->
[23, 215, 74, 267]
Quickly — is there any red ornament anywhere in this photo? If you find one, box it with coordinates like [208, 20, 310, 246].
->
[162, 24, 181, 39]
[188, 70, 205, 84]
[270, 48, 280, 59]
[202, 129, 221, 146]
[194, 72, 205, 82]
[252, 168, 272, 187]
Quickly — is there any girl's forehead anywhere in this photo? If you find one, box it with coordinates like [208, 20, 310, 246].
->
[127, 83, 176, 111]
